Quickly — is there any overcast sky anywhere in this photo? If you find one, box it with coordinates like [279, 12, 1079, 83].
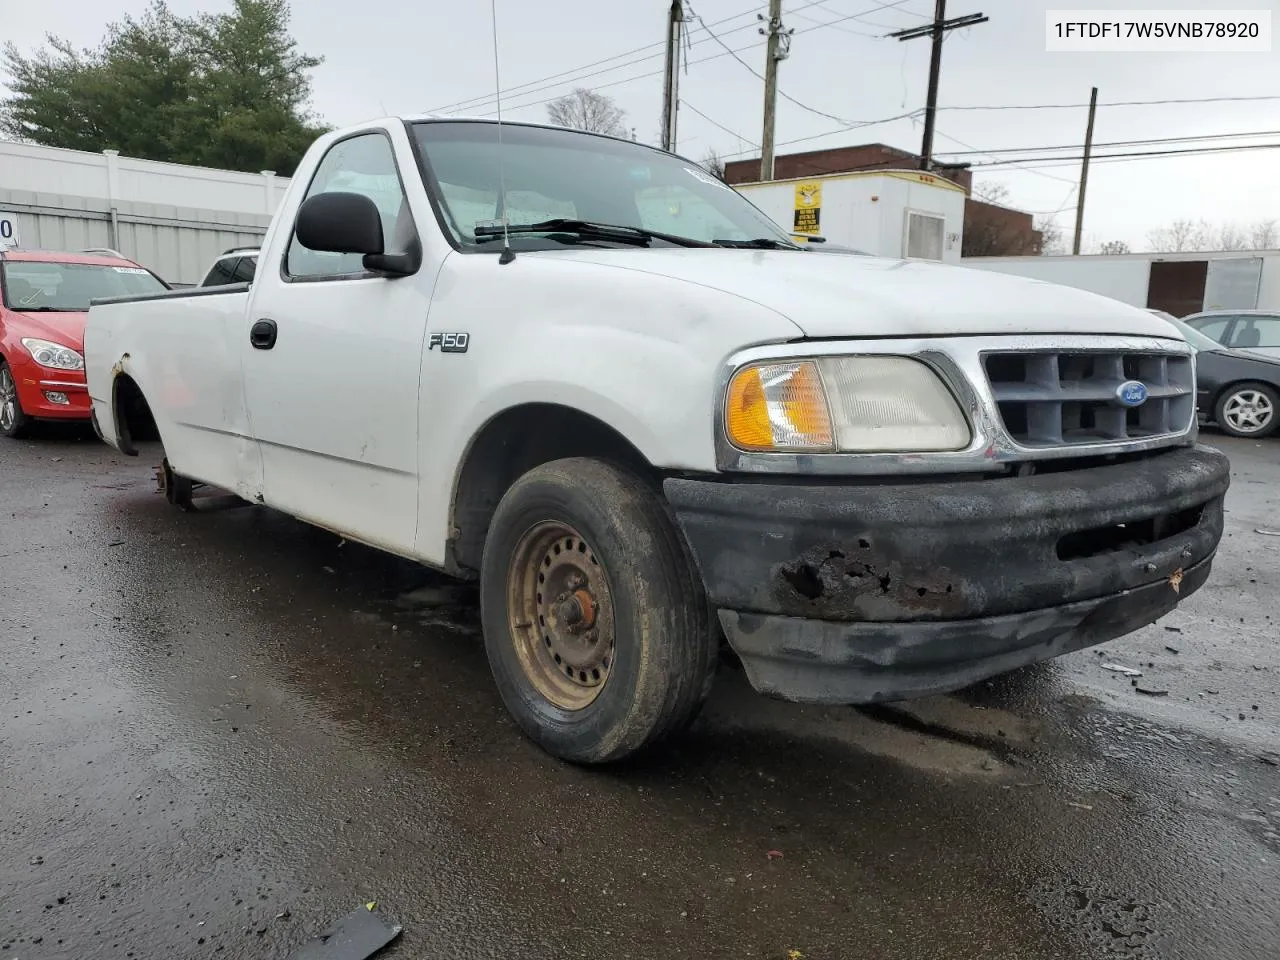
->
[3, 0, 1278, 250]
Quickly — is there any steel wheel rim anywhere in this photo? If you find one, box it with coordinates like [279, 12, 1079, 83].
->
[507, 520, 615, 711]
[1224, 390, 1274, 433]
[0, 368, 15, 432]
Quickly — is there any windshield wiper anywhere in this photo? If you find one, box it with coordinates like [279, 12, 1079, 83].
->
[711, 237, 802, 250]
[473, 218, 715, 248]
[10, 305, 76, 312]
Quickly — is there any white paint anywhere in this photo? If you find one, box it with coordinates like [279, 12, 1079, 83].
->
[0, 212, 19, 248]
[964, 250, 1280, 311]
[963, 255, 1152, 306]
[83, 116, 1182, 572]
[734, 171, 967, 264]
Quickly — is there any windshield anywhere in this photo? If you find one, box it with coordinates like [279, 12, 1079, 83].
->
[1165, 316, 1224, 353]
[411, 121, 795, 251]
[1, 260, 167, 311]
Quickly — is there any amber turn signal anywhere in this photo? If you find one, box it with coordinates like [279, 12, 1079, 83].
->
[724, 361, 835, 452]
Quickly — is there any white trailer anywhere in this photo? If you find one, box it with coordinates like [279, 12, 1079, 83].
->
[962, 250, 1280, 316]
[734, 169, 966, 264]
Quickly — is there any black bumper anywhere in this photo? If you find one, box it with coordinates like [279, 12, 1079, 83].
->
[664, 444, 1230, 704]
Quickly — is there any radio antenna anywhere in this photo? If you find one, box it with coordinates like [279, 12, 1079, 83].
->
[490, 0, 515, 265]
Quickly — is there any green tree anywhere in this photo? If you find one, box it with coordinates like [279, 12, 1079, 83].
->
[1, 0, 327, 175]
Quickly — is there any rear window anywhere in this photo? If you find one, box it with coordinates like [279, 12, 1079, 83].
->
[1, 260, 168, 311]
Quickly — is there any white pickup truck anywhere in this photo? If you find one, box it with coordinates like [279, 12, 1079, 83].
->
[85, 115, 1230, 763]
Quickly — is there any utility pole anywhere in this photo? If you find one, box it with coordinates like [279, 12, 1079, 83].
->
[759, 0, 792, 181]
[1072, 86, 1098, 255]
[660, 0, 684, 152]
[890, 3, 988, 172]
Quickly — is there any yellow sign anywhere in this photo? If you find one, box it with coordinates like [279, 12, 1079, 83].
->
[793, 181, 822, 234]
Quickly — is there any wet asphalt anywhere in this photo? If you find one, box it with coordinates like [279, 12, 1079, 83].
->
[2, 430, 1278, 960]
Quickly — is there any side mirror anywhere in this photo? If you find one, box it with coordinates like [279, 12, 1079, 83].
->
[296, 192, 384, 255]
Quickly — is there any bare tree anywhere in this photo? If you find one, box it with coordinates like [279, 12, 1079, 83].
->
[546, 88, 628, 137]
[1098, 240, 1130, 255]
[1147, 219, 1211, 252]
[1249, 218, 1278, 249]
[700, 148, 725, 180]
[1216, 222, 1249, 251]
[1146, 217, 1280, 252]
[972, 181, 1010, 204]
[1036, 216, 1066, 256]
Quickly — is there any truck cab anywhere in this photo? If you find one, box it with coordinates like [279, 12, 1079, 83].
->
[84, 115, 1230, 763]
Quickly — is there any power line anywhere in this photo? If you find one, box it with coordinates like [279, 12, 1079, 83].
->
[428, 3, 762, 113]
[467, 0, 929, 119]
[683, 100, 758, 148]
[714, 91, 1280, 163]
[435, 0, 895, 117]
[687, 2, 854, 126]
[935, 128, 1280, 157]
[931, 128, 1077, 184]
[967, 141, 1280, 170]
[938, 94, 1280, 112]
[719, 108, 924, 159]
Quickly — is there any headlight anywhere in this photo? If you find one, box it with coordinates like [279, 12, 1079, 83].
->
[22, 338, 84, 371]
[724, 356, 971, 453]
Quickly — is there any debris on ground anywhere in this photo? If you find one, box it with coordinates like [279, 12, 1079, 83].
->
[1255, 528, 1280, 537]
[1259, 753, 1280, 767]
[1135, 685, 1169, 697]
[1165, 646, 1180, 654]
[289, 903, 401, 960]
[1164, 626, 1183, 634]
[1102, 662, 1143, 677]
[766, 850, 784, 861]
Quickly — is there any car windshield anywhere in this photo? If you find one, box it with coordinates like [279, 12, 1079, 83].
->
[1, 260, 167, 311]
[411, 120, 795, 251]
[1166, 316, 1225, 353]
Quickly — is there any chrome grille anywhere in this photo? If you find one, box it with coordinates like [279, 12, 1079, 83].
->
[983, 350, 1195, 447]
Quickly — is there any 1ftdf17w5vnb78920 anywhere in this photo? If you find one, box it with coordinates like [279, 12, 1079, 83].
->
[83, 115, 1230, 763]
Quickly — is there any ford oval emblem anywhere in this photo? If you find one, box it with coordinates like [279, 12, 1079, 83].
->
[1116, 380, 1149, 408]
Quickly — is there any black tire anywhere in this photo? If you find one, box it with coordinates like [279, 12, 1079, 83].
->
[479, 457, 717, 764]
[1214, 381, 1279, 439]
[0, 359, 33, 439]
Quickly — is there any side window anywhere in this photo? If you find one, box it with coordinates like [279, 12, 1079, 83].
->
[1186, 316, 1230, 344]
[203, 257, 238, 286]
[232, 256, 257, 283]
[1230, 316, 1280, 349]
[286, 132, 411, 279]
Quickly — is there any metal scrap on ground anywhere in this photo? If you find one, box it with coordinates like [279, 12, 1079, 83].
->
[289, 904, 402, 960]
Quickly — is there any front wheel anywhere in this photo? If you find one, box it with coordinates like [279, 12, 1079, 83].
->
[0, 360, 32, 439]
[1215, 382, 1278, 438]
[480, 458, 717, 764]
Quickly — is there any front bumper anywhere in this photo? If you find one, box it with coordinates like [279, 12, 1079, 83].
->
[11, 356, 90, 420]
[664, 444, 1230, 704]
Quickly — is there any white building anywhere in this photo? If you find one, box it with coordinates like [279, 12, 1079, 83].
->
[733, 169, 967, 264]
[962, 250, 1280, 316]
[0, 140, 289, 284]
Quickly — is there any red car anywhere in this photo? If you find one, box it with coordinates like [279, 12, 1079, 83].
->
[0, 249, 168, 438]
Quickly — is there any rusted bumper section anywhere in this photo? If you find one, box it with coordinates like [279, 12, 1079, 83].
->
[663, 444, 1230, 704]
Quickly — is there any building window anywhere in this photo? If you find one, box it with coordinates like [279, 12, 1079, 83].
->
[905, 212, 945, 261]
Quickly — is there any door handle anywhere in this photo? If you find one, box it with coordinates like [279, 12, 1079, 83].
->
[250, 319, 277, 350]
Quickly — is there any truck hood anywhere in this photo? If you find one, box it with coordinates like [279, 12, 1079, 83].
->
[6, 310, 87, 350]
[535, 249, 1180, 340]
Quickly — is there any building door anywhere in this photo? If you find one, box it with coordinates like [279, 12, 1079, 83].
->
[1146, 260, 1207, 317]
[1203, 257, 1263, 310]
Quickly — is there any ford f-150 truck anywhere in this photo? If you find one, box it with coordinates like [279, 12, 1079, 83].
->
[84, 116, 1230, 764]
